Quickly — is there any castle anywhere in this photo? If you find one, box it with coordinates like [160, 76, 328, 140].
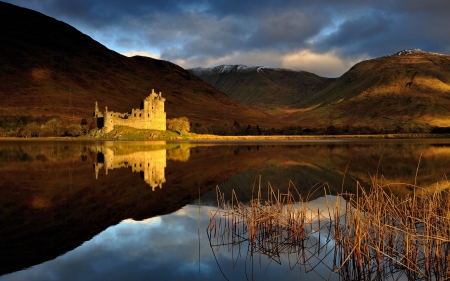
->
[94, 89, 166, 133]
[94, 146, 166, 191]
[92, 142, 191, 190]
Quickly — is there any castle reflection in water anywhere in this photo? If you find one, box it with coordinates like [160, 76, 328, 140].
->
[93, 146, 168, 191]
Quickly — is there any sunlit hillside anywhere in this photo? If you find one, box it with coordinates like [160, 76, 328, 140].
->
[287, 49, 450, 130]
[0, 2, 288, 129]
[2, 1, 450, 134]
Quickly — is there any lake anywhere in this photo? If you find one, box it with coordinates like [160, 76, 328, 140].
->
[1, 139, 450, 280]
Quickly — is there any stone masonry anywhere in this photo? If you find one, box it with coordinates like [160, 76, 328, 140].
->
[94, 89, 166, 133]
[94, 147, 166, 191]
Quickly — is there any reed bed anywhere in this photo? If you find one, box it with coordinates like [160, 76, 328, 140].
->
[337, 179, 450, 281]
[207, 178, 450, 281]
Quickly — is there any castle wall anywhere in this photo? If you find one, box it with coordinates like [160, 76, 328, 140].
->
[94, 147, 166, 191]
[94, 89, 166, 133]
[103, 107, 114, 133]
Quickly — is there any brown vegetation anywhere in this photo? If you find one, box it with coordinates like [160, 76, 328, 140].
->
[189, 65, 335, 111]
[0, 2, 288, 131]
[191, 52, 450, 132]
[287, 51, 450, 130]
[209, 177, 450, 280]
[0, 115, 94, 137]
[2, 2, 450, 135]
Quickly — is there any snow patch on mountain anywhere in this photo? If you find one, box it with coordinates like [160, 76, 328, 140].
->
[189, 65, 259, 76]
[189, 65, 302, 76]
[391, 49, 442, 56]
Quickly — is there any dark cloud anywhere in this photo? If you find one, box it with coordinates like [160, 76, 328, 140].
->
[393, 0, 450, 15]
[4, 0, 450, 76]
[249, 10, 331, 49]
[316, 11, 394, 57]
[148, 11, 249, 54]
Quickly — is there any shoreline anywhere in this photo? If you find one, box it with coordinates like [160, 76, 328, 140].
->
[0, 133, 449, 141]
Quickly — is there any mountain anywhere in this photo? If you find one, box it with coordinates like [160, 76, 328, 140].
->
[190, 50, 450, 131]
[2, 1, 449, 134]
[0, 2, 287, 129]
[286, 49, 450, 130]
[189, 65, 335, 113]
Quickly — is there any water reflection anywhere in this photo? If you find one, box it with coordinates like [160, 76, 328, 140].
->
[0, 141, 204, 276]
[208, 182, 450, 281]
[0, 206, 209, 281]
[1, 140, 450, 279]
[93, 146, 167, 190]
[208, 194, 343, 281]
[3, 193, 408, 281]
[0, 201, 345, 281]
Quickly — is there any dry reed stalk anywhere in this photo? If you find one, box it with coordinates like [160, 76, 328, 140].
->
[207, 176, 450, 281]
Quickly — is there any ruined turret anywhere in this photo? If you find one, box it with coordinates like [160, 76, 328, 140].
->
[93, 89, 166, 133]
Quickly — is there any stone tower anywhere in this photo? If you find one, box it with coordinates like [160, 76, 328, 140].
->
[94, 89, 166, 133]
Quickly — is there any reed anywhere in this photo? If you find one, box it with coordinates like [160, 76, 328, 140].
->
[208, 176, 450, 280]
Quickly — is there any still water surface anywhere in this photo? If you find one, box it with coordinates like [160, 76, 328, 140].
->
[1, 139, 450, 280]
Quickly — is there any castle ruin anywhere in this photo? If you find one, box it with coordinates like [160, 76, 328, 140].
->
[91, 142, 191, 191]
[94, 147, 166, 191]
[94, 89, 166, 133]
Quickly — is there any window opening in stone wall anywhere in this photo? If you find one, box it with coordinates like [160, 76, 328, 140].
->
[148, 114, 149, 117]
[134, 114, 136, 117]
[140, 114, 141, 117]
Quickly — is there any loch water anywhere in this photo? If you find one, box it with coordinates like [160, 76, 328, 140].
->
[1, 139, 450, 281]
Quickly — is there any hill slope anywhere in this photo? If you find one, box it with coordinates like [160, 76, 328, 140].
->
[287, 49, 450, 130]
[0, 2, 286, 129]
[189, 65, 335, 113]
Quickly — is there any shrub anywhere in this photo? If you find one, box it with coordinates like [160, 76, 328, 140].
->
[167, 117, 190, 134]
[20, 122, 41, 137]
[64, 124, 82, 136]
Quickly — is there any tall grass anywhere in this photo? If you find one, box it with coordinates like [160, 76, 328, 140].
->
[208, 177, 450, 280]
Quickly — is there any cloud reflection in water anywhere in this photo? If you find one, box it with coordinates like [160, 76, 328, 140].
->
[1, 201, 341, 281]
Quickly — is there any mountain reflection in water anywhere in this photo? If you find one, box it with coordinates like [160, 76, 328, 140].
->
[1, 140, 450, 280]
[1, 203, 344, 281]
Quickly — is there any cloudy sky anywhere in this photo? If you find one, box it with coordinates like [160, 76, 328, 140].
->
[6, 0, 450, 77]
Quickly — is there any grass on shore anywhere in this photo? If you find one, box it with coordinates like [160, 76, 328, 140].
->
[1, 124, 450, 141]
[82, 126, 450, 140]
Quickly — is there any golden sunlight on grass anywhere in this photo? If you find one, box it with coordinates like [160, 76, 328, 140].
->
[427, 117, 450, 127]
[278, 160, 320, 170]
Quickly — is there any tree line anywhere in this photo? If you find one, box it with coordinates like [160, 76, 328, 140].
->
[191, 121, 437, 136]
[0, 116, 95, 137]
[1, 115, 449, 137]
